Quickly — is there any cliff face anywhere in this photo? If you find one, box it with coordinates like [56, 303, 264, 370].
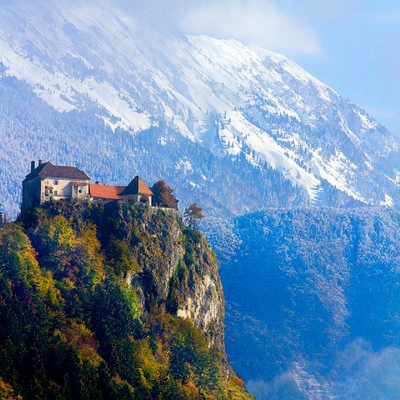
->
[0, 201, 252, 399]
[102, 203, 225, 351]
[174, 233, 224, 351]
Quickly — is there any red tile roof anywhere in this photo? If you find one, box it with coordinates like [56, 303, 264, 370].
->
[120, 176, 153, 196]
[89, 184, 126, 200]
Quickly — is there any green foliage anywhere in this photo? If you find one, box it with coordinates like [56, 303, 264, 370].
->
[0, 204, 252, 399]
[167, 261, 187, 314]
[106, 237, 141, 275]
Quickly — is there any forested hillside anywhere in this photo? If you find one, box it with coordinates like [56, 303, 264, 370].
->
[205, 208, 400, 399]
[0, 201, 252, 399]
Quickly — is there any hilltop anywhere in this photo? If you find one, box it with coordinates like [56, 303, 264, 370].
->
[0, 201, 253, 399]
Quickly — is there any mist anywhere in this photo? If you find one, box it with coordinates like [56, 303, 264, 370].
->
[246, 340, 400, 399]
[110, 0, 321, 55]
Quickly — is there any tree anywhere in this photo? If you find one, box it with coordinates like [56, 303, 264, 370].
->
[0, 203, 4, 228]
[151, 180, 178, 209]
[184, 204, 204, 229]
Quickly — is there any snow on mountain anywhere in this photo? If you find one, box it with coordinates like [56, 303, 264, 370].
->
[1, 0, 400, 216]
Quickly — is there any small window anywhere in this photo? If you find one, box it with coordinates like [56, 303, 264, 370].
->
[78, 189, 82, 194]
[54, 180, 58, 185]
[54, 191, 58, 195]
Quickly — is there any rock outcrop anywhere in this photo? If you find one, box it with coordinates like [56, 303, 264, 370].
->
[104, 203, 225, 351]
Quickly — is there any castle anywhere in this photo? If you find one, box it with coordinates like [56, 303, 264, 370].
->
[22, 160, 153, 210]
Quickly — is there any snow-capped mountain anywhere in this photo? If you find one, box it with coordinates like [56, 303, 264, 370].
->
[1, 0, 400, 217]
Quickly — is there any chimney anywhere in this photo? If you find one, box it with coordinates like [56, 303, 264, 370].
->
[31, 160, 35, 173]
[38, 159, 42, 165]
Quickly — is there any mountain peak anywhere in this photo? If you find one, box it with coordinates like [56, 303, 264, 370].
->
[1, 1, 400, 218]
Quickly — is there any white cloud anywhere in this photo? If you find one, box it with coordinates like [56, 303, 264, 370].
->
[112, 0, 321, 56]
[181, 0, 322, 55]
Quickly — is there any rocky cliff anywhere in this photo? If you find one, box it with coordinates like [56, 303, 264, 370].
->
[0, 201, 252, 399]
[100, 202, 225, 351]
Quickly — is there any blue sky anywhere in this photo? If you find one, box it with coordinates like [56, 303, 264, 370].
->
[116, 0, 400, 133]
[125, 0, 400, 135]
[280, 0, 400, 135]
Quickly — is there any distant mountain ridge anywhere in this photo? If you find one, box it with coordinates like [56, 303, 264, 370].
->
[1, 0, 400, 217]
[204, 208, 400, 399]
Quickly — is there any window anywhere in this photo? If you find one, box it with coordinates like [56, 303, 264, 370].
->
[54, 191, 58, 195]
[54, 180, 58, 185]
[78, 189, 82, 194]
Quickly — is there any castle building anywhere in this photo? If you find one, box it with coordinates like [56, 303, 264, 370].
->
[120, 175, 154, 205]
[22, 161, 90, 210]
[22, 160, 154, 209]
[89, 176, 154, 206]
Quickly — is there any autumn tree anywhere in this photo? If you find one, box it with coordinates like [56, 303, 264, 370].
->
[184, 203, 204, 229]
[152, 180, 178, 209]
